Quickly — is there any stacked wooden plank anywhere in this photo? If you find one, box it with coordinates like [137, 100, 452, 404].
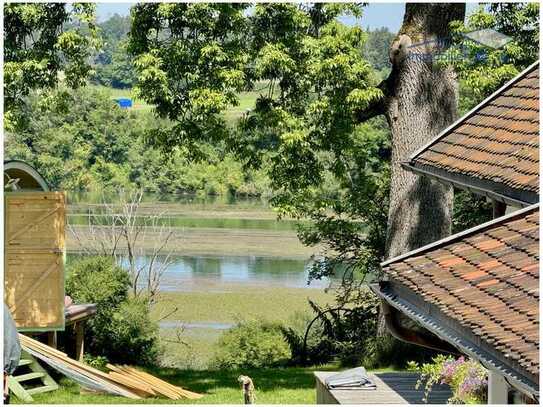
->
[107, 364, 203, 400]
[19, 334, 203, 400]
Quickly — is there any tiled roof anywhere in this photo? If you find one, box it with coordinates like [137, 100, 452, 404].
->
[407, 63, 539, 205]
[380, 205, 539, 382]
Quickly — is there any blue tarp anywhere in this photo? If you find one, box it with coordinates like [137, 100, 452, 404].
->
[115, 98, 132, 108]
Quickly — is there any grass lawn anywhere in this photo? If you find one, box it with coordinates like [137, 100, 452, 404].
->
[15, 365, 337, 404]
[16, 365, 405, 404]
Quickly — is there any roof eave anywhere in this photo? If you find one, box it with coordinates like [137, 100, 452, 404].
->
[371, 281, 539, 398]
[381, 203, 539, 267]
[402, 161, 538, 208]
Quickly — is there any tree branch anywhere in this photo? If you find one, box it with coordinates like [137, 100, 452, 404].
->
[352, 79, 390, 123]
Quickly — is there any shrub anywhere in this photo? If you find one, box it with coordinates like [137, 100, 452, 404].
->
[282, 289, 437, 369]
[66, 256, 129, 308]
[106, 297, 161, 365]
[212, 320, 291, 369]
[66, 256, 160, 365]
[281, 311, 334, 366]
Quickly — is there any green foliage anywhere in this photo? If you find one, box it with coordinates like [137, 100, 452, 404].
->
[410, 355, 488, 404]
[66, 256, 160, 365]
[128, 3, 250, 157]
[281, 288, 436, 369]
[452, 190, 493, 233]
[4, 86, 269, 196]
[235, 5, 390, 288]
[280, 311, 334, 367]
[444, 3, 539, 105]
[363, 27, 395, 75]
[82, 354, 109, 371]
[107, 297, 161, 365]
[4, 3, 98, 130]
[91, 14, 135, 88]
[93, 40, 136, 89]
[212, 320, 291, 369]
[5, 87, 136, 191]
[66, 256, 129, 307]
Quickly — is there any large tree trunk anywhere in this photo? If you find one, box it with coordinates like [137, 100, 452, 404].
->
[384, 3, 464, 259]
[377, 3, 465, 333]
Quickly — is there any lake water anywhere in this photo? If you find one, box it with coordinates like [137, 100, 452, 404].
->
[66, 253, 331, 291]
[130, 254, 328, 291]
[66, 192, 331, 291]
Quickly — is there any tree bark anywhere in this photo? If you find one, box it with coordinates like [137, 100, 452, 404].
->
[384, 3, 464, 258]
[377, 3, 465, 333]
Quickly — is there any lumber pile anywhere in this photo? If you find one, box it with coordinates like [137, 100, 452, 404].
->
[106, 364, 203, 399]
[19, 334, 203, 400]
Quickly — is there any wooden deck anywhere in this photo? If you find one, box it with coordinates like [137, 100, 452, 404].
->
[314, 371, 452, 404]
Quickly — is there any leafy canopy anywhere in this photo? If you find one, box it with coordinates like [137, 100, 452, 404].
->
[4, 3, 98, 130]
[443, 2, 539, 108]
[128, 3, 250, 158]
[235, 4, 388, 279]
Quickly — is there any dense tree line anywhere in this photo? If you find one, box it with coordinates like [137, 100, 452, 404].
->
[91, 14, 136, 88]
[4, 86, 269, 196]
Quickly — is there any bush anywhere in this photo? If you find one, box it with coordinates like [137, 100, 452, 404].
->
[107, 297, 161, 365]
[212, 320, 291, 369]
[281, 311, 334, 366]
[66, 256, 129, 308]
[281, 289, 437, 369]
[66, 256, 160, 365]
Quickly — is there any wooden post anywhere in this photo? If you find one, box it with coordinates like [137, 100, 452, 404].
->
[47, 332, 57, 349]
[488, 370, 508, 404]
[492, 200, 507, 219]
[75, 322, 85, 362]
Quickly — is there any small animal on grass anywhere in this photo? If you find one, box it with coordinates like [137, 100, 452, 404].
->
[237, 375, 255, 404]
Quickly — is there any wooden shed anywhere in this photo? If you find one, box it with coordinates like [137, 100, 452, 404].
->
[4, 160, 66, 331]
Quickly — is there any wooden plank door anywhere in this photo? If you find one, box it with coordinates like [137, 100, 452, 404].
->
[4, 192, 66, 331]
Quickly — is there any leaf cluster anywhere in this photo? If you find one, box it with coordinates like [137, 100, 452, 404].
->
[128, 3, 250, 157]
[4, 3, 99, 130]
[442, 2, 539, 105]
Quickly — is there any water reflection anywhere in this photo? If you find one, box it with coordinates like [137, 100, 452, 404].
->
[67, 254, 332, 291]
[144, 255, 330, 290]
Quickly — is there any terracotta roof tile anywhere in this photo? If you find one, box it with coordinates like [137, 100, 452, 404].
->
[381, 207, 539, 378]
[409, 64, 539, 204]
